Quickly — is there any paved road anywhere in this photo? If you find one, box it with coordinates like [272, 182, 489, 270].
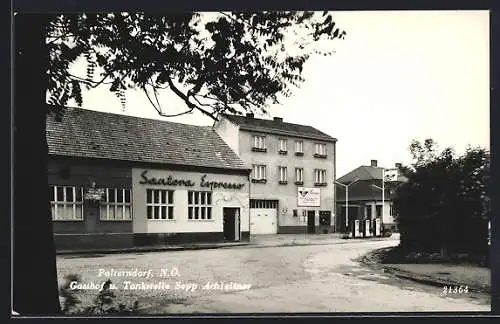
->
[57, 237, 490, 313]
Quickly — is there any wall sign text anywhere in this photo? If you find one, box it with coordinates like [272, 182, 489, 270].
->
[139, 170, 245, 190]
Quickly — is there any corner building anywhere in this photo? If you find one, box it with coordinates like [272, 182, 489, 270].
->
[47, 108, 251, 251]
[214, 113, 337, 234]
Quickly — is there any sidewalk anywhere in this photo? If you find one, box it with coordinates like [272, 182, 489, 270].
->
[57, 233, 398, 256]
[360, 247, 491, 294]
[248, 233, 399, 248]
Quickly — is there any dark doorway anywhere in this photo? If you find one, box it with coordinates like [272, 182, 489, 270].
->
[307, 210, 315, 234]
[223, 208, 240, 241]
[339, 206, 360, 232]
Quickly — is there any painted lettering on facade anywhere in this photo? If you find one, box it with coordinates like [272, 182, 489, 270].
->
[200, 175, 245, 190]
[139, 170, 195, 187]
[139, 170, 245, 190]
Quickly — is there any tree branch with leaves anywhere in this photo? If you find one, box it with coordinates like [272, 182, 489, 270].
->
[46, 11, 346, 119]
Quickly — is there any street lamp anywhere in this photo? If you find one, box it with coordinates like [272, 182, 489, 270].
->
[335, 178, 360, 231]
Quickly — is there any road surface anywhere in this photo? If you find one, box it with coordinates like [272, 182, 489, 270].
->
[57, 237, 490, 313]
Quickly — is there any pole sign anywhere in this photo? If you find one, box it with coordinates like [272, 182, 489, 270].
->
[297, 187, 321, 207]
[384, 168, 399, 182]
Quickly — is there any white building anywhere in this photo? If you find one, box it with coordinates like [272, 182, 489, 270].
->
[214, 113, 338, 234]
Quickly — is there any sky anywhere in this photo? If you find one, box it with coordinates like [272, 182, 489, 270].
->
[73, 10, 490, 177]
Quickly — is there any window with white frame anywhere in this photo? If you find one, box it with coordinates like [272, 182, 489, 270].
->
[146, 189, 174, 220]
[50, 185, 84, 221]
[315, 143, 327, 156]
[100, 188, 132, 220]
[295, 168, 304, 182]
[252, 135, 266, 149]
[188, 191, 212, 220]
[252, 164, 267, 180]
[295, 140, 303, 153]
[314, 169, 327, 184]
[279, 139, 287, 152]
[302, 210, 307, 223]
[279, 166, 287, 182]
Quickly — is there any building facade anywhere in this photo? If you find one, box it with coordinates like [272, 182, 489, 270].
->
[47, 108, 251, 251]
[214, 113, 337, 234]
[335, 160, 407, 234]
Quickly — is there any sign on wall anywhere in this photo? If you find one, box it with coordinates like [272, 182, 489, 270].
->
[138, 170, 245, 190]
[297, 187, 321, 207]
[84, 187, 106, 201]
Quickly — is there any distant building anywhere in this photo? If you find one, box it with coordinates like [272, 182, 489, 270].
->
[214, 113, 337, 234]
[335, 160, 407, 233]
[47, 108, 251, 252]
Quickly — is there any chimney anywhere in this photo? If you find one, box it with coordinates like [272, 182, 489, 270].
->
[395, 163, 402, 168]
[246, 112, 254, 118]
[273, 117, 283, 122]
[370, 160, 378, 167]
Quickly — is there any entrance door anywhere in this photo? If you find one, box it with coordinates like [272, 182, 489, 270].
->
[307, 210, 315, 234]
[223, 208, 241, 241]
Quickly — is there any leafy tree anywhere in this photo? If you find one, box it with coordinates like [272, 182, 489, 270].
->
[13, 11, 345, 315]
[393, 139, 490, 261]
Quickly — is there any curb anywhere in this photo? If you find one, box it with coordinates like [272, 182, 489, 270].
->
[57, 243, 253, 256]
[247, 237, 397, 249]
[58, 237, 398, 256]
[359, 248, 491, 294]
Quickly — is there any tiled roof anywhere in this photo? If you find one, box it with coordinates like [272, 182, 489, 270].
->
[336, 165, 407, 202]
[337, 166, 408, 183]
[222, 114, 337, 142]
[336, 179, 397, 202]
[46, 108, 250, 172]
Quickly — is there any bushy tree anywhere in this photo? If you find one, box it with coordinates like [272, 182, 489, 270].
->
[393, 139, 490, 261]
[14, 11, 345, 315]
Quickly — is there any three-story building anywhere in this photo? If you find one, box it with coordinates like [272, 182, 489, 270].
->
[214, 113, 337, 234]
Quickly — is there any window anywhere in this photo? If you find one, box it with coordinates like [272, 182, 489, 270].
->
[50, 185, 84, 221]
[302, 210, 307, 223]
[279, 139, 287, 153]
[146, 189, 174, 220]
[295, 168, 304, 183]
[376, 205, 382, 218]
[252, 164, 267, 180]
[188, 191, 212, 220]
[252, 135, 266, 152]
[295, 140, 304, 154]
[314, 143, 327, 157]
[100, 188, 132, 220]
[314, 169, 327, 185]
[279, 166, 287, 183]
[250, 200, 278, 209]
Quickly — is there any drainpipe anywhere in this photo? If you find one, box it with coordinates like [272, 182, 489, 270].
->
[248, 170, 251, 240]
[333, 140, 337, 232]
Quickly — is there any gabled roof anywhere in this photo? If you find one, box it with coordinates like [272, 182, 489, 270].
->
[46, 108, 250, 172]
[336, 179, 399, 202]
[222, 114, 337, 143]
[336, 164, 408, 202]
[337, 165, 408, 183]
